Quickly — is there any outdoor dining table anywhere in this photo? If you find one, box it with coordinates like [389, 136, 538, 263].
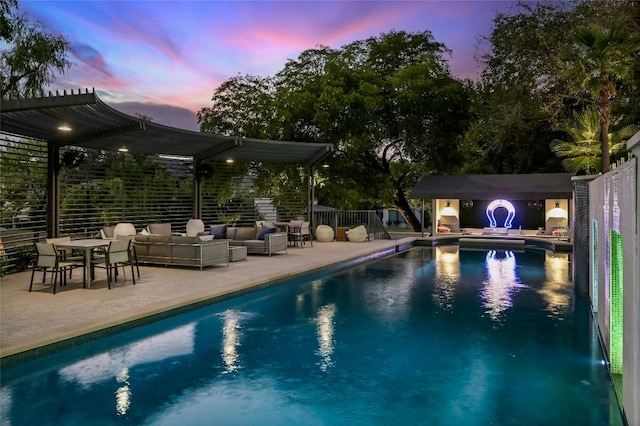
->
[273, 221, 291, 232]
[54, 239, 110, 288]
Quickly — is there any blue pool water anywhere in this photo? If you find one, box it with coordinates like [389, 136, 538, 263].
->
[0, 247, 623, 425]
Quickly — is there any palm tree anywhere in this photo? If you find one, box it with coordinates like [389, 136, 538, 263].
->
[564, 21, 639, 173]
[550, 108, 628, 174]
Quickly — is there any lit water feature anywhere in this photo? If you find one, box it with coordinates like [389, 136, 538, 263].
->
[0, 247, 623, 425]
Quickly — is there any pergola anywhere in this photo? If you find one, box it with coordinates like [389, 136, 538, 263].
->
[0, 88, 333, 237]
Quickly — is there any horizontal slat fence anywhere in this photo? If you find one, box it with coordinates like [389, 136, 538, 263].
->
[1, 136, 310, 275]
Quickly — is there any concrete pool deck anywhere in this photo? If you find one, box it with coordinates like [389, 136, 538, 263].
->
[0, 232, 572, 361]
[0, 238, 416, 360]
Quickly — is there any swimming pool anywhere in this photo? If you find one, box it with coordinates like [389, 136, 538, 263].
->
[0, 246, 623, 425]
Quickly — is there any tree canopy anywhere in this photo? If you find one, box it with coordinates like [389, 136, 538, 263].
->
[199, 30, 473, 230]
[466, 0, 639, 175]
[0, 0, 71, 98]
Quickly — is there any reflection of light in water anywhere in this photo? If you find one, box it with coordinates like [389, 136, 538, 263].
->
[115, 368, 131, 416]
[59, 324, 195, 388]
[296, 279, 324, 314]
[481, 250, 528, 321]
[538, 253, 571, 316]
[221, 310, 242, 373]
[314, 304, 336, 372]
[295, 293, 305, 313]
[0, 387, 12, 422]
[433, 247, 460, 311]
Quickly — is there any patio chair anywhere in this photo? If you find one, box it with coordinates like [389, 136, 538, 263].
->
[299, 221, 313, 247]
[100, 225, 116, 240]
[46, 236, 84, 279]
[288, 221, 312, 247]
[93, 239, 136, 289]
[186, 219, 206, 237]
[30, 242, 85, 294]
[286, 220, 303, 246]
[113, 222, 137, 238]
[116, 235, 141, 279]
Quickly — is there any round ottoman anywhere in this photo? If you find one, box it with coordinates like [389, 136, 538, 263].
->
[347, 225, 367, 242]
[315, 225, 334, 242]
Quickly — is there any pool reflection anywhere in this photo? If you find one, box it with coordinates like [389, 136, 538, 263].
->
[433, 246, 460, 312]
[221, 310, 242, 373]
[314, 304, 336, 372]
[481, 250, 528, 322]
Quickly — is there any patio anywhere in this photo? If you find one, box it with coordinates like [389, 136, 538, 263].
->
[0, 237, 416, 361]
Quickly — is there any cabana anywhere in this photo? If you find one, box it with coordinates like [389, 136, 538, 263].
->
[409, 173, 574, 236]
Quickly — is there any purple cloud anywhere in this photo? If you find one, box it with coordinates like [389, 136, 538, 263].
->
[20, 0, 518, 130]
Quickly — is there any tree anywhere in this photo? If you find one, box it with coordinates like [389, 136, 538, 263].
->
[199, 31, 472, 231]
[551, 107, 637, 174]
[198, 74, 276, 138]
[1, 0, 71, 98]
[564, 21, 639, 173]
[551, 108, 607, 174]
[473, 0, 639, 175]
[461, 84, 563, 174]
[0, 0, 17, 41]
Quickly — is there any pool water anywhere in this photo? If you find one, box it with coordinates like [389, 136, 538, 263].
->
[0, 247, 623, 425]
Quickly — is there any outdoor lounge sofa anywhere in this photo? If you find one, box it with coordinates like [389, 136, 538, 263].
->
[211, 225, 288, 256]
[134, 234, 229, 269]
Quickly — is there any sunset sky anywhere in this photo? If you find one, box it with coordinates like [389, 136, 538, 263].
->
[21, 1, 517, 131]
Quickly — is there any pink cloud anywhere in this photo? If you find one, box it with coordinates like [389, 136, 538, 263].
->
[25, 0, 519, 125]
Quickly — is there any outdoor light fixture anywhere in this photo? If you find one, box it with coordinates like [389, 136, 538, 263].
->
[548, 202, 566, 218]
[486, 199, 516, 228]
[322, 162, 329, 168]
[440, 201, 457, 217]
[57, 123, 72, 131]
[118, 147, 128, 153]
[226, 159, 234, 163]
[461, 200, 474, 209]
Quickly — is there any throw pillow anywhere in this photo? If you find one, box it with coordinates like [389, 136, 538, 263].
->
[199, 235, 214, 242]
[258, 226, 277, 240]
[210, 224, 227, 239]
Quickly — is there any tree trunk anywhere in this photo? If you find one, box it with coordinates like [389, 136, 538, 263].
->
[600, 92, 611, 173]
[394, 186, 422, 232]
[601, 113, 610, 173]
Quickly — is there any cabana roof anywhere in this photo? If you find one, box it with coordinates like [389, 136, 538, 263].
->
[409, 173, 574, 200]
[0, 88, 332, 165]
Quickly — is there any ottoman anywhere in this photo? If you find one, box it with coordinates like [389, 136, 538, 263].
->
[347, 225, 367, 243]
[229, 246, 248, 262]
[315, 225, 334, 242]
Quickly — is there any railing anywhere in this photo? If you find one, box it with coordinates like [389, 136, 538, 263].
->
[313, 210, 390, 241]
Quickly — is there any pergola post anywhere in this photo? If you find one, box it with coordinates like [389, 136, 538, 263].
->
[421, 198, 425, 236]
[47, 144, 60, 238]
[194, 161, 202, 219]
[307, 164, 314, 224]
